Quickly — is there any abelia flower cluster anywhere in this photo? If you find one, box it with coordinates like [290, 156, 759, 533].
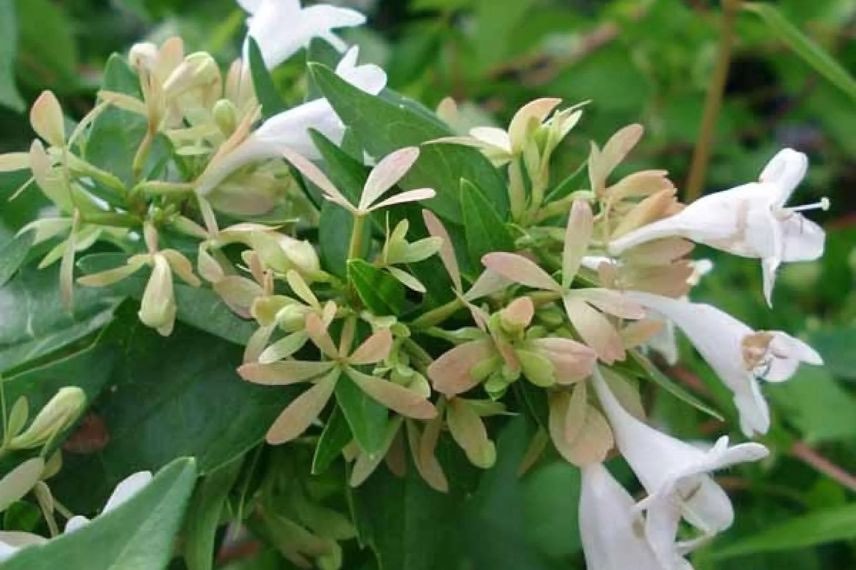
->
[0, 0, 828, 567]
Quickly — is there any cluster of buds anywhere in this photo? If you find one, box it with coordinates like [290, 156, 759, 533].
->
[0, 0, 830, 567]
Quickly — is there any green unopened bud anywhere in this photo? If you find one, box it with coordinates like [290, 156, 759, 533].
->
[10, 387, 86, 450]
[163, 52, 220, 99]
[279, 236, 321, 278]
[212, 98, 238, 135]
[484, 374, 509, 400]
[138, 254, 176, 336]
[276, 303, 309, 332]
[515, 349, 555, 387]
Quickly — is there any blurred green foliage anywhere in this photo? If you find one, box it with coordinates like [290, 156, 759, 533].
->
[0, 0, 853, 569]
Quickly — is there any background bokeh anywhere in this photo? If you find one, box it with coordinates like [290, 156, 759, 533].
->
[0, 0, 853, 568]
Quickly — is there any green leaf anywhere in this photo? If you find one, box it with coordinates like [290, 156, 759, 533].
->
[311, 130, 370, 277]
[334, 372, 387, 456]
[767, 367, 856, 443]
[78, 253, 256, 345]
[347, 259, 406, 316]
[626, 351, 724, 421]
[309, 63, 507, 223]
[85, 54, 169, 187]
[0, 0, 24, 112]
[50, 309, 293, 513]
[1, 458, 198, 570]
[460, 179, 513, 267]
[183, 456, 244, 570]
[713, 503, 856, 559]
[744, 3, 856, 101]
[0, 266, 121, 374]
[247, 37, 286, 119]
[808, 326, 856, 381]
[0, 230, 32, 287]
[14, 0, 79, 92]
[312, 406, 351, 474]
[348, 450, 465, 570]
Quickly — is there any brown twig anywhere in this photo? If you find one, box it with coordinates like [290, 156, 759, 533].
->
[685, 0, 742, 201]
[791, 441, 856, 493]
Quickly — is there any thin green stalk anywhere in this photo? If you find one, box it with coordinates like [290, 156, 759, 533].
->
[685, 0, 741, 202]
[410, 297, 465, 329]
[0, 374, 6, 445]
[347, 214, 367, 260]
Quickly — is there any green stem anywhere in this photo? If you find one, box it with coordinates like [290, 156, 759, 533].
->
[347, 214, 367, 260]
[132, 129, 154, 182]
[80, 212, 140, 228]
[685, 0, 741, 202]
[410, 297, 465, 329]
[0, 374, 6, 446]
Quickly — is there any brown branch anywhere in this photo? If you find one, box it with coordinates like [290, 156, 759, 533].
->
[685, 0, 742, 201]
[791, 441, 856, 493]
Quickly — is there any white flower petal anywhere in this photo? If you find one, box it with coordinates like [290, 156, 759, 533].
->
[579, 464, 669, 570]
[334, 46, 386, 95]
[103, 471, 153, 513]
[780, 214, 824, 262]
[758, 148, 807, 205]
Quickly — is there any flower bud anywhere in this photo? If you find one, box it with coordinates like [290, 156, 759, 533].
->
[279, 235, 321, 278]
[163, 52, 220, 100]
[213, 99, 238, 135]
[138, 254, 177, 336]
[276, 303, 309, 332]
[9, 387, 86, 450]
[129, 42, 159, 73]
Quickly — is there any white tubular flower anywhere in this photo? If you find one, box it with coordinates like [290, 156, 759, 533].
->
[580, 463, 692, 570]
[592, 368, 768, 567]
[624, 291, 823, 436]
[239, 0, 365, 69]
[609, 149, 828, 306]
[65, 471, 153, 533]
[196, 47, 386, 195]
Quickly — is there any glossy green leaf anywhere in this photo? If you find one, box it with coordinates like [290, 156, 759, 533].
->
[334, 372, 387, 456]
[311, 129, 370, 276]
[14, 0, 78, 92]
[0, 266, 121, 374]
[183, 456, 244, 570]
[460, 179, 513, 267]
[0, 230, 33, 287]
[808, 326, 856, 381]
[0, 0, 24, 112]
[309, 63, 507, 223]
[51, 309, 293, 513]
[85, 54, 169, 187]
[312, 406, 352, 474]
[1, 457, 198, 570]
[247, 37, 286, 119]
[347, 259, 406, 316]
[744, 3, 856, 101]
[714, 503, 856, 559]
[626, 351, 724, 421]
[78, 253, 256, 345]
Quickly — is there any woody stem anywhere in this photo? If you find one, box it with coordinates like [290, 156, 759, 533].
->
[685, 0, 741, 202]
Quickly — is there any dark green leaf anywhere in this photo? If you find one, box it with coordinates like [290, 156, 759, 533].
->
[808, 326, 856, 381]
[0, 0, 24, 112]
[85, 54, 170, 187]
[0, 230, 32, 287]
[309, 63, 507, 223]
[247, 37, 286, 119]
[183, 456, 244, 570]
[14, 0, 78, 92]
[744, 3, 856, 101]
[51, 310, 293, 513]
[460, 179, 513, 267]
[347, 259, 406, 316]
[1, 458, 198, 570]
[0, 266, 121, 374]
[714, 503, 856, 559]
[311, 406, 351, 474]
[334, 372, 387, 456]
